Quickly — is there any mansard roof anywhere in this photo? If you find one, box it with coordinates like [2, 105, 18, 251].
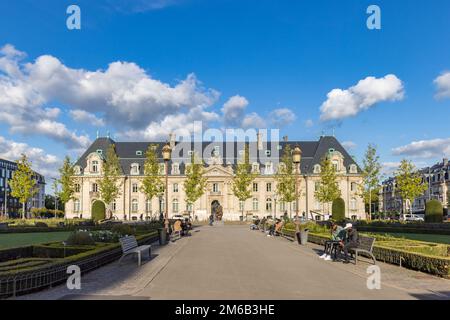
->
[75, 136, 360, 175]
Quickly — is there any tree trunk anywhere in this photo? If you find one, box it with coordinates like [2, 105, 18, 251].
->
[368, 188, 372, 221]
[22, 202, 26, 220]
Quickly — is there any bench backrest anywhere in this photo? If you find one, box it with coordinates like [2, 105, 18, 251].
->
[359, 236, 375, 252]
[120, 236, 138, 253]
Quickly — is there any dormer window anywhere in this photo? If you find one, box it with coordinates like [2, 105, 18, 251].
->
[264, 162, 274, 175]
[92, 161, 99, 173]
[96, 149, 103, 155]
[252, 163, 260, 173]
[332, 160, 339, 171]
[130, 163, 140, 175]
[136, 150, 143, 156]
[213, 146, 220, 156]
[159, 163, 165, 175]
[313, 164, 321, 174]
[172, 163, 180, 175]
[349, 164, 357, 174]
[265, 150, 271, 156]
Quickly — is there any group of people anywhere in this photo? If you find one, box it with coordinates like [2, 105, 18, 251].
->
[320, 222, 360, 264]
[172, 218, 192, 237]
[251, 216, 286, 237]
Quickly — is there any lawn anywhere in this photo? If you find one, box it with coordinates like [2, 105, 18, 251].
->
[0, 232, 72, 249]
[367, 232, 450, 245]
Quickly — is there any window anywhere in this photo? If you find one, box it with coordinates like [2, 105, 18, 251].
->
[239, 200, 244, 212]
[146, 199, 152, 213]
[315, 182, 320, 192]
[351, 182, 357, 192]
[172, 163, 180, 175]
[253, 183, 258, 192]
[252, 163, 259, 173]
[132, 183, 138, 193]
[349, 164, 357, 174]
[75, 184, 80, 193]
[159, 163, 165, 175]
[136, 150, 143, 156]
[266, 198, 272, 212]
[266, 183, 272, 192]
[279, 201, 286, 212]
[173, 183, 179, 193]
[252, 198, 259, 211]
[213, 183, 219, 193]
[131, 199, 138, 213]
[265, 150, 271, 156]
[92, 161, 98, 173]
[265, 162, 274, 175]
[313, 164, 321, 174]
[332, 160, 339, 171]
[96, 149, 103, 155]
[92, 183, 98, 193]
[172, 199, 179, 213]
[73, 199, 80, 212]
[186, 203, 193, 212]
[314, 201, 321, 210]
[112, 200, 116, 212]
[213, 146, 220, 156]
[350, 198, 357, 210]
[131, 164, 140, 175]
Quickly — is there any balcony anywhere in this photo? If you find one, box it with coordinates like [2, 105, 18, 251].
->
[89, 191, 99, 198]
[210, 191, 222, 196]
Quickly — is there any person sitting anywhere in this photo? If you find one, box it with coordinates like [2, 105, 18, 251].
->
[267, 219, 277, 237]
[260, 217, 267, 231]
[173, 219, 183, 238]
[320, 221, 345, 261]
[274, 219, 284, 236]
[340, 223, 360, 264]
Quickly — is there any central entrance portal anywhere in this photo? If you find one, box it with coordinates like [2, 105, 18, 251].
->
[211, 200, 223, 221]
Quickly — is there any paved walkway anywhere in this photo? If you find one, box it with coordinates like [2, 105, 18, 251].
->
[17, 225, 450, 300]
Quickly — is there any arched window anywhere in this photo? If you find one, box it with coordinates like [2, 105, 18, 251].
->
[131, 199, 138, 213]
[252, 198, 259, 211]
[332, 160, 339, 171]
[266, 198, 273, 212]
[146, 199, 152, 213]
[172, 199, 179, 213]
[73, 199, 80, 212]
[130, 163, 140, 175]
[313, 164, 321, 174]
[173, 183, 179, 193]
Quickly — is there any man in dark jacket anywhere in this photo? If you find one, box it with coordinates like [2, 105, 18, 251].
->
[341, 223, 360, 264]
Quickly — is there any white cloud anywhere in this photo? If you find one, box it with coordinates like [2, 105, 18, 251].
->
[342, 141, 357, 150]
[242, 112, 266, 129]
[221, 95, 249, 126]
[434, 72, 450, 99]
[269, 108, 296, 127]
[305, 119, 314, 128]
[0, 136, 60, 178]
[320, 74, 404, 121]
[70, 109, 105, 127]
[392, 138, 450, 159]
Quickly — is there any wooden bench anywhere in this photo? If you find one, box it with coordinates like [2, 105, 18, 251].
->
[349, 236, 377, 265]
[119, 236, 151, 266]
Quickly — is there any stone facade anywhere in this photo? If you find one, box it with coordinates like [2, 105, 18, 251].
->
[65, 135, 365, 221]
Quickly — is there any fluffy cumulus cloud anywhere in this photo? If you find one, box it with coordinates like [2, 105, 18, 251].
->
[269, 108, 296, 127]
[70, 109, 105, 127]
[0, 136, 60, 178]
[392, 138, 450, 159]
[342, 141, 357, 150]
[221, 95, 249, 126]
[320, 74, 404, 121]
[434, 72, 450, 99]
[242, 112, 266, 129]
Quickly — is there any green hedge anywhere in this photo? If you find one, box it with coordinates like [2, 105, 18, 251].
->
[332, 198, 345, 221]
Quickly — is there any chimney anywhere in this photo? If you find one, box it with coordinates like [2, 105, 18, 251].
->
[257, 131, 263, 151]
[169, 133, 176, 148]
[283, 135, 288, 142]
[443, 158, 448, 166]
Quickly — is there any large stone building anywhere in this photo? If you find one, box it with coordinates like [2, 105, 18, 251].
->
[65, 134, 365, 221]
[379, 158, 450, 215]
[0, 158, 46, 217]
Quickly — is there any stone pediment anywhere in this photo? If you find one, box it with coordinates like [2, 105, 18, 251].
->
[203, 165, 233, 177]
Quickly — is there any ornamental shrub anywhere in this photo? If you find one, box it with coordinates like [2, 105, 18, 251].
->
[111, 224, 135, 236]
[66, 231, 95, 246]
[425, 199, 443, 223]
[332, 198, 345, 222]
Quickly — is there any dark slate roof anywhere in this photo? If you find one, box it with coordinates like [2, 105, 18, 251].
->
[75, 136, 360, 175]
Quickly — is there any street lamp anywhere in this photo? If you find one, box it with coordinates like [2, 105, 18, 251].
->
[162, 143, 172, 233]
[292, 145, 302, 218]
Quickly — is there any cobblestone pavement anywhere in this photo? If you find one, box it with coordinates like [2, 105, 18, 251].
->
[17, 226, 450, 300]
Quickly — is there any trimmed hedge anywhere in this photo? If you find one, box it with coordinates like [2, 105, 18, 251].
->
[332, 198, 345, 222]
[425, 200, 443, 223]
[92, 201, 106, 222]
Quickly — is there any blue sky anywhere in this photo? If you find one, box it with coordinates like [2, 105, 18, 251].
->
[1, 0, 450, 187]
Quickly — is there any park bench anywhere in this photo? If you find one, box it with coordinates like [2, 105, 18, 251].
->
[349, 236, 377, 265]
[119, 236, 151, 266]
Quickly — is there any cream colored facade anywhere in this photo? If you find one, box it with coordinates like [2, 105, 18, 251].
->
[65, 137, 365, 221]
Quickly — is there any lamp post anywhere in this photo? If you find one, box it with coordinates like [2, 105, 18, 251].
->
[292, 146, 302, 218]
[162, 143, 172, 233]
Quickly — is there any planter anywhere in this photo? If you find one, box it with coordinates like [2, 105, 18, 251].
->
[158, 228, 167, 245]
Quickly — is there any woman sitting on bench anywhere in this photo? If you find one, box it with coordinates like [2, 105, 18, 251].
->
[320, 221, 345, 261]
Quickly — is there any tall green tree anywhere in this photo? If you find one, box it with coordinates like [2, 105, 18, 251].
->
[232, 144, 257, 220]
[394, 159, 428, 215]
[141, 144, 164, 218]
[57, 156, 76, 217]
[315, 155, 341, 215]
[9, 154, 38, 219]
[98, 144, 122, 219]
[358, 144, 382, 220]
[276, 144, 297, 218]
[184, 152, 207, 215]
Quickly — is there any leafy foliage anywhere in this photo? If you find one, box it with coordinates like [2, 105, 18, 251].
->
[358, 144, 381, 219]
[394, 160, 428, 214]
[232, 144, 257, 215]
[141, 144, 164, 207]
[98, 144, 122, 216]
[92, 200, 106, 222]
[332, 197, 346, 221]
[314, 155, 341, 210]
[57, 156, 76, 208]
[425, 199, 443, 223]
[66, 231, 95, 246]
[9, 154, 38, 219]
[184, 152, 207, 211]
[275, 144, 298, 213]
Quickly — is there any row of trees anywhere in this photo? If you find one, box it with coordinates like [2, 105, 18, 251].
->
[8, 142, 432, 221]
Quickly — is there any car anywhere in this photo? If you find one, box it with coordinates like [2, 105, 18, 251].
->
[401, 214, 424, 222]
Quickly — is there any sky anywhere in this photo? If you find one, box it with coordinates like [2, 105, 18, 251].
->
[1, 0, 450, 191]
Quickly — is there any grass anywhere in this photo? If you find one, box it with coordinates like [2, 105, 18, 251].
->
[0, 232, 72, 249]
[367, 232, 450, 245]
